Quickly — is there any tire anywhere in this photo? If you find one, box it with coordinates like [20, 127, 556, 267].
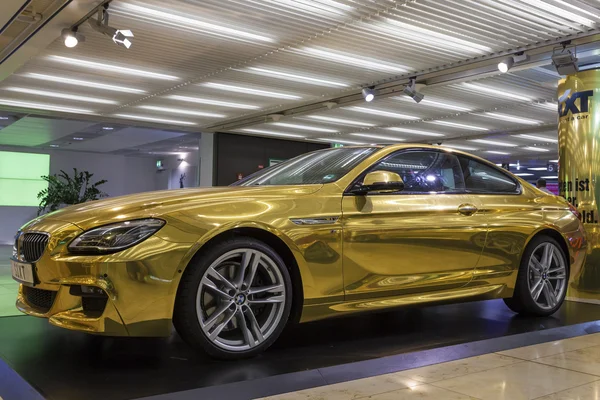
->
[174, 237, 293, 360]
[504, 235, 569, 317]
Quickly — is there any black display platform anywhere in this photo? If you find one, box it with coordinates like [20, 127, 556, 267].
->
[1, 299, 600, 400]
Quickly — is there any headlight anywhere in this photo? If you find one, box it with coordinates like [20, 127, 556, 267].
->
[68, 219, 165, 254]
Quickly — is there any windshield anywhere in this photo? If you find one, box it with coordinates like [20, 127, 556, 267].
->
[233, 147, 379, 186]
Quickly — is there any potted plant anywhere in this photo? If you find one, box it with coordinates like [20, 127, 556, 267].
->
[37, 168, 108, 215]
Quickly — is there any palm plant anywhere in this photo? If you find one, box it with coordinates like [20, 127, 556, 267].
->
[37, 168, 107, 215]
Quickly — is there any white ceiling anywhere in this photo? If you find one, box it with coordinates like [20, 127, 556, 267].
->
[1, 0, 600, 161]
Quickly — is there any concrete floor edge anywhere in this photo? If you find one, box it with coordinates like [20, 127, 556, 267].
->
[0, 346, 45, 400]
[134, 320, 600, 400]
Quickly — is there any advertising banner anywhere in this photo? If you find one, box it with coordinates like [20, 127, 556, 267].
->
[558, 69, 600, 301]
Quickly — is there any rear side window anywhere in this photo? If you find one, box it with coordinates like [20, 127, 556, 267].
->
[458, 156, 518, 193]
[370, 150, 465, 194]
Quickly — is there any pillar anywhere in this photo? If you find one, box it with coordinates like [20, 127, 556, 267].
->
[199, 132, 215, 187]
[558, 69, 600, 302]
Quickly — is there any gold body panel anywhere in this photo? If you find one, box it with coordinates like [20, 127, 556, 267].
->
[13, 145, 587, 336]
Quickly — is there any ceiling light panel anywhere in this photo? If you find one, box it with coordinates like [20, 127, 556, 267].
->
[441, 144, 479, 151]
[239, 128, 305, 138]
[296, 47, 408, 74]
[271, 123, 337, 133]
[0, 99, 94, 114]
[392, 96, 472, 112]
[384, 127, 445, 137]
[137, 105, 225, 118]
[346, 106, 420, 120]
[487, 150, 511, 155]
[166, 95, 260, 109]
[315, 138, 367, 145]
[371, 18, 493, 56]
[23, 73, 146, 94]
[426, 120, 488, 131]
[514, 134, 558, 143]
[47, 56, 179, 80]
[461, 83, 532, 101]
[241, 67, 348, 87]
[471, 139, 518, 147]
[351, 133, 406, 142]
[113, 114, 197, 126]
[113, 3, 274, 43]
[3, 87, 117, 104]
[200, 82, 302, 99]
[306, 115, 375, 127]
[524, 146, 551, 152]
[479, 112, 542, 125]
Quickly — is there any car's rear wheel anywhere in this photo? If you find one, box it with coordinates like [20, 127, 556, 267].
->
[174, 238, 292, 359]
[504, 235, 569, 316]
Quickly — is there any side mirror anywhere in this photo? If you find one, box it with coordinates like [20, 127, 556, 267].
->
[353, 170, 404, 194]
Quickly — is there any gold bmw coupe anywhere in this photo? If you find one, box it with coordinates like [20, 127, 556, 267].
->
[12, 144, 586, 359]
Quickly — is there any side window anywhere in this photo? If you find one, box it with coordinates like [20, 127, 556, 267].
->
[458, 156, 518, 193]
[369, 150, 465, 194]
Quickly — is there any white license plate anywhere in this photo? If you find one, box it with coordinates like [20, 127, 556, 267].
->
[11, 260, 34, 285]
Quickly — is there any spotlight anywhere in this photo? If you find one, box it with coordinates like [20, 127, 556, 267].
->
[88, 6, 133, 49]
[498, 56, 514, 73]
[403, 78, 424, 103]
[61, 28, 85, 48]
[112, 29, 134, 49]
[552, 45, 578, 75]
[362, 88, 376, 102]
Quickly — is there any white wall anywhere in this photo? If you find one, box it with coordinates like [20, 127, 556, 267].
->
[0, 147, 163, 244]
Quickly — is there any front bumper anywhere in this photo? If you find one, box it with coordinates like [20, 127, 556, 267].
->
[15, 219, 194, 337]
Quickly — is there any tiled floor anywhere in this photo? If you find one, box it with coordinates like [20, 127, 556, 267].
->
[260, 332, 600, 400]
[0, 245, 19, 317]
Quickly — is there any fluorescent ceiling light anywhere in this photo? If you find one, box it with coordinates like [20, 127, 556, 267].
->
[0, 99, 94, 114]
[385, 127, 444, 137]
[167, 95, 259, 109]
[23, 73, 146, 94]
[515, 173, 534, 176]
[514, 134, 558, 143]
[427, 120, 488, 131]
[525, 146, 550, 152]
[441, 144, 479, 151]
[541, 176, 558, 179]
[48, 55, 179, 80]
[115, 3, 274, 43]
[519, 0, 596, 27]
[73, 137, 84, 141]
[550, 159, 559, 163]
[392, 96, 471, 112]
[536, 102, 557, 110]
[480, 112, 541, 125]
[487, 150, 510, 155]
[272, 122, 337, 133]
[351, 133, 406, 142]
[298, 47, 408, 73]
[346, 106, 419, 120]
[243, 67, 348, 87]
[528, 167, 548, 171]
[374, 19, 492, 55]
[113, 114, 197, 125]
[102, 126, 114, 130]
[201, 82, 301, 100]
[239, 128, 304, 138]
[315, 138, 367, 145]
[306, 115, 375, 127]
[137, 105, 225, 118]
[462, 83, 532, 101]
[471, 139, 518, 147]
[3, 87, 116, 104]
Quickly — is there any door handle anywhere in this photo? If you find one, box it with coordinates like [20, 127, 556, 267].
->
[458, 204, 478, 216]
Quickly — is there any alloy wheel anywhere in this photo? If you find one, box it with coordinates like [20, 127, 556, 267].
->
[527, 242, 567, 310]
[196, 248, 286, 351]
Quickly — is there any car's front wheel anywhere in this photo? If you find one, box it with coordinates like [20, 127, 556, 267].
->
[174, 237, 292, 359]
[504, 235, 569, 316]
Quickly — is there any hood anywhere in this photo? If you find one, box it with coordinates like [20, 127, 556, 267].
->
[34, 185, 322, 230]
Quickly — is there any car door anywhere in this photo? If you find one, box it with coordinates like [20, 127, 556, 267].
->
[456, 155, 536, 288]
[341, 149, 488, 301]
